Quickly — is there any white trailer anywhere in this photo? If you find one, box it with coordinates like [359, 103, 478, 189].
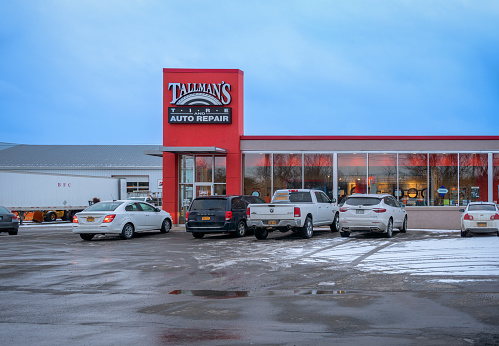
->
[0, 171, 127, 223]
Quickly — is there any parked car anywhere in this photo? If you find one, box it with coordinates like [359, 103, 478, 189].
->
[186, 195, 265, 238]
[72, 200, 172, 241]
[459, 202, 499, 237]
[0, 206, 19, 235]
[338, 194, 407, 238]
[247, 189, 339, 240]
[128, 196, 156, 205]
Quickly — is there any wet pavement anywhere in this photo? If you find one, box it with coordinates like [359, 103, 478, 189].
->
[1, 223, 499, 345]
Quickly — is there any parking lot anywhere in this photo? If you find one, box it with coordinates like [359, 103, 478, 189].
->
[1, 223, 499, 345]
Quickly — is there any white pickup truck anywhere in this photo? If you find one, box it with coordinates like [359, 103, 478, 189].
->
[246, 189, 340, 240]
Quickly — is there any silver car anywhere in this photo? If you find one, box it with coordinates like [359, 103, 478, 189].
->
[72, 200, 172, 241]
[460, 202, 499, 237]
[339, 194, 407, 238]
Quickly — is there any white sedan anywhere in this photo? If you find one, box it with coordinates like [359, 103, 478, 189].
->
[460, 202, 499, 237]
[72, 200, 172, 241]
[339, 194, 407, 238]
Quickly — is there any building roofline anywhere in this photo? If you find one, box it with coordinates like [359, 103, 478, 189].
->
[240, 135, 499, 141]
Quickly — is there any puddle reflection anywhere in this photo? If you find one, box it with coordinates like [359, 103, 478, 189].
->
[169, 289, 347, 299]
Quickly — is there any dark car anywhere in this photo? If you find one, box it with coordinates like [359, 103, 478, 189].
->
[0, 206, 19, 235]
[186, 195, 265, 238]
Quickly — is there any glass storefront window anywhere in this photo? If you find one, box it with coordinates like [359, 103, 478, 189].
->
[459, 153, 488, 205]
[243, 153, 272, 201]
[214, 156, 226, 183]
[398, 154, 428, 206]
[179, 184, 193, 224]
[338, 153, 367, 202]
[494, 154, 499, 204]
[196, 156, 212, 182]
[180, 155, 194, 183]
[429, 154, 458, 206]
[273, 154, 302, 193]
[304, 154, 334, 199]
[368, 153, 397, 196]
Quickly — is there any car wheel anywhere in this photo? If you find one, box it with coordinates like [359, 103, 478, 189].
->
[161, 218, 171, 233]
[330, 213, 339, 233]
[461, 230, 469, 237]
[301, 217, 313, 239]
[340, 231, 350, 237]
[193, 232, 204, 239]
[255, 229, 268, 240]
[120, 223, 134, 240]
[235, 220, 247, 237]
[385, 219, 393, 238]
[8, 229, 18, 235]
[400, 216, 408, 233]
[45, 212, 57, 222]
[80, 234, 94, 241]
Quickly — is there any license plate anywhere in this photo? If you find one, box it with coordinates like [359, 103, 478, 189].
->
[356, 210, 364, 214]
[202, 216, 211, 221]
[268, 220, 277, 225]
[477, 222, 486, 227]
[86, 216, 95, 222]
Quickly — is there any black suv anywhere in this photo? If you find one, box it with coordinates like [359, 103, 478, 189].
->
[186, 195, 265, 238]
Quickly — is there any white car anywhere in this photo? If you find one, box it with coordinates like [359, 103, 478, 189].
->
[460, 202, 499, 237]
[339, 194, 407, 238]
[72, 200, 172, 241]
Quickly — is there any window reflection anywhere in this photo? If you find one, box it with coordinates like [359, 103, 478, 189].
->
[430, 154, 458, 206]
[196, 156, 213, 182]
[368, 153, 397, 196]
[494, 154, 499, 204]
[338, 154, 367, 203]
[304, 154, 334, 199]
[243, 153, 272, 200]
[459, 154, 488, 205]
[399, 154, 428, 206]
[273, 154, 302, 193]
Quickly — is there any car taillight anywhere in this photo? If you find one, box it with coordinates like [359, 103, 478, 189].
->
[73, 215, 79, 223]
[490, 213, 499, 220]
[103, 214, 116, 223]
[225, 211, 232, 221]
[246, 207, 250, 218]
[463, 214, 473, 220]
[186, 211, 189, 220]
[294, 207, 301, 217]
[12, 214, 18, 220]
[339, 207, 348, 212]
[373, 208, 387, 213]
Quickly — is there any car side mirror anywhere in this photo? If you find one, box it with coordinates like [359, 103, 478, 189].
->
[459, 209, 465, 213]
[155, 208, 161, 212]
[330, 198, 336, 203]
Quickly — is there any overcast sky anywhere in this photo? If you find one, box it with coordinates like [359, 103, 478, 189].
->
[1, 1, 498, 145]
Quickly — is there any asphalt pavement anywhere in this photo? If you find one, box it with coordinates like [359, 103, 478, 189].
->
[1, 223, 498, 345]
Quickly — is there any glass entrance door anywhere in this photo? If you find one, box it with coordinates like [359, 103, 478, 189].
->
[194, 183, 213, 197]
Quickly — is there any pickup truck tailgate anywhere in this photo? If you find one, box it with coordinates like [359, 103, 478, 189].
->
[247, 204, 294, 220]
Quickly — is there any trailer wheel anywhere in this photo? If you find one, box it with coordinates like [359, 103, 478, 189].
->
[45, 212, 57, 222]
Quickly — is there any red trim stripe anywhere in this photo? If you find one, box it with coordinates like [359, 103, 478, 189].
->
[240, 135, 499, 141]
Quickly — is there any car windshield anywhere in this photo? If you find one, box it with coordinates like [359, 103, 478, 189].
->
[190, 199, 226, 211]
[0, 206, 10, 213]
[344, 197, 382, 206]
[468, 204, 497, 211]
[85, 202, 123, 211]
